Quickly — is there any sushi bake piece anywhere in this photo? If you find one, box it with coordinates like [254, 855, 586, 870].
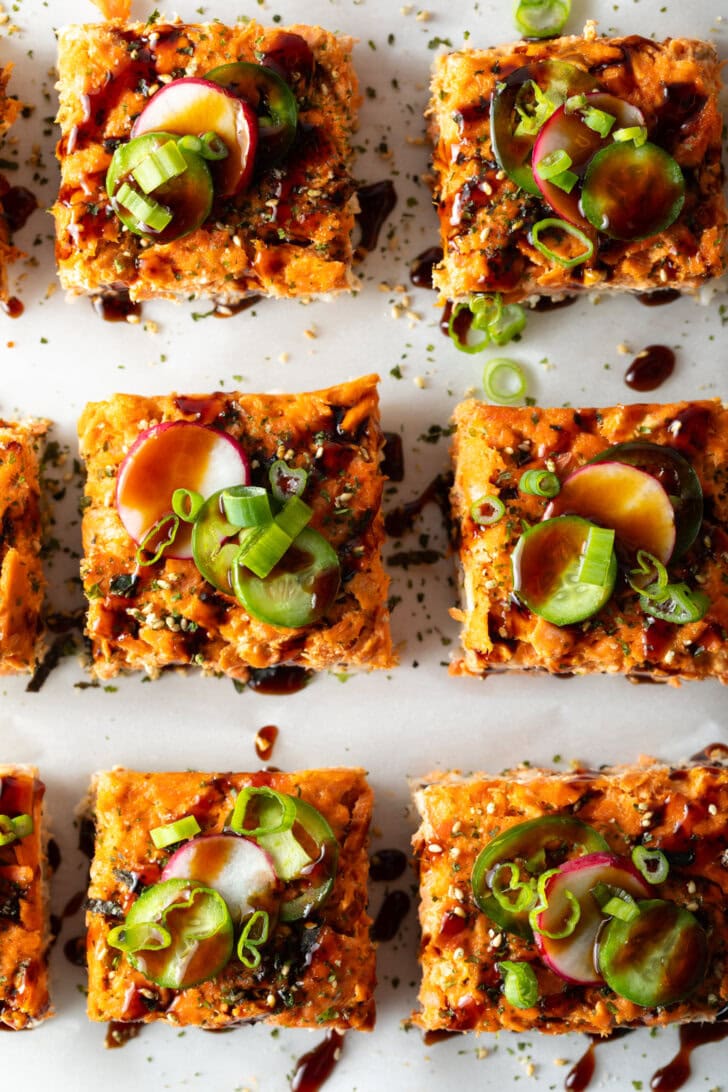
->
[53, 19, 361, 303]
[428, 32, 726, 303]
[413, 757, 728, 1034]
[450, 398, 728, 682]
[0, 418, 47, 674]
[0, 64, 22, 306]
[78, 375, 394, 680]
[0, 765, 52, 1028]
[85, 767, 375, 1030]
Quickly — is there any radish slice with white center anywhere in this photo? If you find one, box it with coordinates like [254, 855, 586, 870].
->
[534, 852, 651, 985]
[544, 461, 676, 563]
[132, 78, 258, 195]
[162, 833, 278, 923]
[116, 421, 250, 561]
[533, 93, 644, 227]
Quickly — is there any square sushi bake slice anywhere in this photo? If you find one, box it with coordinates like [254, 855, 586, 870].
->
[412, 758, 728, 1035]
[78, 374, 394, 680]
[0, 765, 52, 1029]
[0, 64, 22, 305]
[450, 399, 728, 682]
[85, 767, 376, 1030]
[0, 418, 47, 675]
[428, 32, 726, 303]
[53, 19, 361, 303]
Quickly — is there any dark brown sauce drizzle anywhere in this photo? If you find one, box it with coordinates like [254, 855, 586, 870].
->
[369, 848, 407, 883]
[409, 246, 443, 290]
[690, 742, 728, 764]
[371, 890, 411, 942]
[625, 345, 676, 392]
[423, 1029, 460, 1046]
[565, 1030, 633, 1091]
[384, 473, 452, 539]
[650, 1023, 728, 1091]
[1, 296, 23, 318]
[636, 289, 682, 307]
[247, 665, 312, 695]
[213, 295, 262, 318]
[381, 431, 405, 483]
[47, 839, 61, 874]
[105, 1022, 143, 1050]
[291, 1029, 345, 1092]
[1, 186, 38, 233]
[254, 724, 279, 761]
[63, 935, 87, 968]
[530, 295, 579, 313]
[354, 181, 397, 258]
[93, 291, 143, 323]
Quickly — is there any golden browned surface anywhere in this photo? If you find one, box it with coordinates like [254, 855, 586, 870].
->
[0, 766, 51, 1029]
[0, 65, 22, 302]
[78, 375, 394, 679]
[0, 419, 47, 674]
[53, 20, 361, 302]
[87, 767, 375, 1030]
[413, 758, 728, 1034]
[450, 399, 728, 681]
[429, 35, 727, 302]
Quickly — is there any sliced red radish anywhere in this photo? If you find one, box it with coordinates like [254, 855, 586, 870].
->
[533, 93, 644, 226]
[132, 78, 258, 195]
[162, 833, 277, 923]
[534, 852, 651, 985]
[116, 421, 250, 561]
[544, 461, 676, 563]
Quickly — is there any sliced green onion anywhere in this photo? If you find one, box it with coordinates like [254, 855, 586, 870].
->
[449, 300, 491, 354]
[107, 921, 172, 953]
[471, 494, 506, 526]
[237, 521, 291, 580]
[549, 169, 579, 193]
[177, 134, 205, 156]
[565, 93, 587, 114]
[591, 882, 640, 922]
[628, 550, 669, 596]
[514, 80, 562, 137]
[582, 106, 616, 138]
[632, 846, 670, 885]
[236, 909, 270, 968]
[536, 149, 573, 181]
[514, 0, 571, 39]
[640, 582, 710, 625]
[578, 525, 615, 587]
[222, 485, 272, 528]
[531, 217, 594, 269]
[492, 863, 538, 913]
[498, 960, 539, 1009]
[488, 303, 527, 346]
[529, 868, 581, 939]
[450, 295, 527, 354]
[519, 468, 560, 498]
[131, 139, 188, 194]
[269, 460, 309, 503]
[229, 786, 297, 838]
[613, 125, 648, 147]
[275, 495, 313, 540]
[199, 131, 229, 161]
[483, 357, 527, 405]
[135, 513, 180, 566]
[172, 488, 204, 524]
[0, 813, 34, 846]
[115, 182, 172, 232]
[150, 814, 202, 849]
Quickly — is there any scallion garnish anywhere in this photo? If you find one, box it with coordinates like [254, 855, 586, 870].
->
[491, 863, 538, 913]
[529, 868, 581, 939]
[115, 182, 173, 233]
[222, 485, 272, 528]
[514, 80, 562, 137]
[131, 139, 188, 195]
[591, 882, 640, 922]
[627, 549, 669, 597]
[274, 495, 313, 541]
[269, 460, 309, 503]
[536, 149, 573, 181]
[448, 294, 527, 354]
[530, 217, 594, 269]
[107, 921, 172, 954]
[565, 93, 587, 114]
[172, 488, 204, 523]
[513, 0, 571, 39]
[229, 786, 297, 839]
[0, 813, 33, 847]
[632, 846, 669, 885]
[519, 468, 560, 499]
[237, 520, 291, 580]
[582, 106, 616, 138]
[639, 581, 710, 625]
[177, 131, 230, 162]
[613, 125, 648, 147]
[470, 494, 506, 526]
[483, 357, 528, 405]
[150, 814, 202, 850]
[497, 960, 539, 1009]
[135, 513, 180, 567]
[237, 909, 270, 968]
[578, 525, 616, 587]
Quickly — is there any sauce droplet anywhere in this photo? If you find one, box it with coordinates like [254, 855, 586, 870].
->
[369, 848, 407, 883]
[1, 186, 38, 233]
[625, 345, 675, 392]
[650, 1023, 728, 1092]
[636, 289, 682, 307]
[384, 473, 452, 539]
[565, 1030, 633, 1091]
[93, 291, 143, 324]
[409, 246, 443, 290]
[354, 181, 397, 259]
[381, 431, 405, 483]
[371, 889, 411, 942]
[105, 1021, 143, 1050]
[530, 295, 579, 313]
[247, 665, 312, 695]
[254, 724, 279, 761]
[213, 296, 262, 318]
[291, 1029, 345, 1092]
[1, 296, 23, 318]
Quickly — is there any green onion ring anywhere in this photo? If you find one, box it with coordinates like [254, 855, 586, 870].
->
[237, 909, 271, 968]
[448, 300, 492, 355]
[199, 131, 229, 161]
[135, 513, 180, 567]
[628, 549, 669, 596]
[470, 494, 506, 526]
[483, 357, 528, 405]
[582, 106, 616, 138]
[514, 0, 571, 39]
[632, 846, 670, 885]
[0, 813, 33, 846]
[150, 814, 202, 849]
[274, 495, 313, 540]
[536, 149, 573, 181]
[491, 863, 538, 913]
[591, 882, 641, 922]
[229, 786, 297, 838]
[222, 485, 272, 528]
[236, 520, 291, 580]
[519, 468, 560, 498]
[497, 960, 539, 1009]
[577, 525, 615, 587]
[530, 218, 594, 269]
[131, 139, 188, 195]
[107, 921, 172, 954]
[172, 488, 205, 524]
[528, 868, 582, 939]
[613, 125, 648, 147]
[115, 182, 173, 233]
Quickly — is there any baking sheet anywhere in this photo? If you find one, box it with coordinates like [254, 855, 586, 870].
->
[1, 0, 727, 1087]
